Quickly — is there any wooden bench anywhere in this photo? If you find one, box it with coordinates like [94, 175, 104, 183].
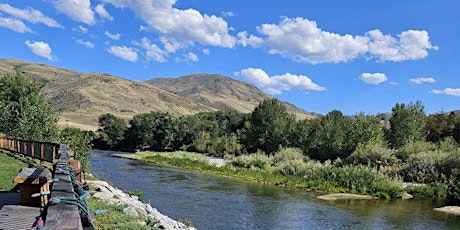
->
[13, 167, 52, 207]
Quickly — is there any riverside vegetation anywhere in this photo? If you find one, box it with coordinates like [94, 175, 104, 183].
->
[95, 98, 460, 203]
[2, 72, 460, 203]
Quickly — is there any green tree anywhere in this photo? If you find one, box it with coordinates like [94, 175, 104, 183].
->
[307, 110, 353, 161]
[387, 101, 427, 149]
[59, 127, 93, 172]
[124, 111, 175, 149]
[94, 113, 127, 149]
[0, 72, 58, 141]
[244, 98, 296, 155]
[426, 112, 459, 143]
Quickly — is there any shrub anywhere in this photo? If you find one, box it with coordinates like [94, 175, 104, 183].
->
[395, 141, 434, 161]
[274, 159, 308, 176]
[345, 142, 398, 168]
[273, 148, 305, 164]
[399, 156, 438, 183]
[231, 150, 272, 170]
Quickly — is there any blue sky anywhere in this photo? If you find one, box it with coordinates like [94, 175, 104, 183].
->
[0, 0, 458, 115]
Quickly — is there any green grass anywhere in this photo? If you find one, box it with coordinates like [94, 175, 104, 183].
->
[87, 197, 160, 230]
[0, 151, 28, 191]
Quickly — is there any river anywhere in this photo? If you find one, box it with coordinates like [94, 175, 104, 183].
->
[90, 150, 460, 229]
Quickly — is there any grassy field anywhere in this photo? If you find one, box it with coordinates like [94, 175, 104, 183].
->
[0, 151, 28, 191]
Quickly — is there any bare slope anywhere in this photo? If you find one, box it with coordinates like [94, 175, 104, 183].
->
[0, 59, 318, 130]
[147, 74, 320, 119]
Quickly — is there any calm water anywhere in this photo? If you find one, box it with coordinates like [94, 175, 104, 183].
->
[90, 150, 460, 230]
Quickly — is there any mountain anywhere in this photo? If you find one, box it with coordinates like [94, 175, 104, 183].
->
[0, 59, 318, 130]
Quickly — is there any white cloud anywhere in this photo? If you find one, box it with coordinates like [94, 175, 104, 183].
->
[107, 45, 138, 62]
[238, 17, 437, 64]
[239, 68, 325, 95]
[95, 4, 113, 21]
[221, 11, 234, 17]
[359, 72, 388, 85]
[0, 17, 32, 33]
[237, 31, 264, 48]
[409, 77, 435, 84]
[105, 30, 120, 40]
[76, 39, 95, 48]
[184, 52, 198, 62]
[73, 25, 88, 33]
[102, 0, 236, 48]
[25, 40, 56, 61]
[53, 0, 95, 25]
[134, 37, 167, 63]
[431, 88, 460, 97]
[202, 48, 210, 55]
[367, 30, 438, 62]
[0, 4, 63, 28]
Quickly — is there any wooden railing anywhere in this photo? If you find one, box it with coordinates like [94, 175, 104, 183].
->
[0, 138, 59, 162]
[0, 138, 85, 230]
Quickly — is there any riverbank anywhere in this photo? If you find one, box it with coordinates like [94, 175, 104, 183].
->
[113, 151, 404, 199]
[87, 179, 195, 230]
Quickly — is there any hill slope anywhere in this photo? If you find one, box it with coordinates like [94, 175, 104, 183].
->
[147, 74, 320, 118]
[0, 59, 318, 130]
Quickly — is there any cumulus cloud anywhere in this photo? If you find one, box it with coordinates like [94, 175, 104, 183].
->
[237, 31, 264, 48]
[102, 0, 236, 48]
[202, 48, 210, 55]
[409, 77, 436, 84]
[0, 17, 32, 33]
[107, 45, 138, 62]
[25, 40, 56, 60]
[431, 88, 460, 97]
[134, 37, 167, 63]
[53, 0, 95, 25]
[237, 17, 437, 64]
[0, 4, 63, 28]
[239, 68, 325, 95]
[76, 39, 95, 48]
[95, 4, 113, 21]
[367, 30, 438, 62]
[105, 30, 120, 40]
[359, 72, 388, 85]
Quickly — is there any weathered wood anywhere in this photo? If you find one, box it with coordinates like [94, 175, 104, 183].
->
[13, 167, 52, 207]
[0, 205, 41, 230]
[13, 167, 52, 184]
[45, 147, 84, 230]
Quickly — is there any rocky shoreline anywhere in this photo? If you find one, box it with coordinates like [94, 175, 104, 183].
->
[87, 180, 196, 230]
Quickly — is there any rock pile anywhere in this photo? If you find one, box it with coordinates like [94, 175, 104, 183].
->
[87, 180, 196, 230]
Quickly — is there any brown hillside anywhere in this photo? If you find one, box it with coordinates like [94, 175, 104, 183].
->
[0, 59, 318, 130]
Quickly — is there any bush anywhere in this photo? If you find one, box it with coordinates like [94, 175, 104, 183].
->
[395, 141, 434, 161]
[305, 165, 404, 198]
[345, 142, 398, 168]
[273, 148, 305, 164]
[231, 150, 272, 170]
[399, 156, 438, 183]
[274, 159, 308, 176]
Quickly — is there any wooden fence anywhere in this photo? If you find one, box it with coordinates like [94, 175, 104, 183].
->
[0, 138, 85, 230]
[0, 138, 59, 163]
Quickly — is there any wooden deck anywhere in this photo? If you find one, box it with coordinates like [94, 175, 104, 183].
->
[0, 192, 41, 230]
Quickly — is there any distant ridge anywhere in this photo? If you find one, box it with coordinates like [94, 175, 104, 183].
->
[0, 59, 319, 130]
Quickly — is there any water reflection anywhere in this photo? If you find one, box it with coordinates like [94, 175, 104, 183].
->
[91, 150, 460, 229]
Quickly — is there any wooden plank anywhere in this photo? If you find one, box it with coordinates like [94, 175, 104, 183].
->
[13, 167, 52, 184]
[45, 173, 83, 230]
[0, 205, 41, 230]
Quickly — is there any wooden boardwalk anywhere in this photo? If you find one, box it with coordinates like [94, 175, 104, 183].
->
[0, 192, 41, 230]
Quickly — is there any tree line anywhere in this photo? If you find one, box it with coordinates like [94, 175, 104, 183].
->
[94, 98, 460, 160]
